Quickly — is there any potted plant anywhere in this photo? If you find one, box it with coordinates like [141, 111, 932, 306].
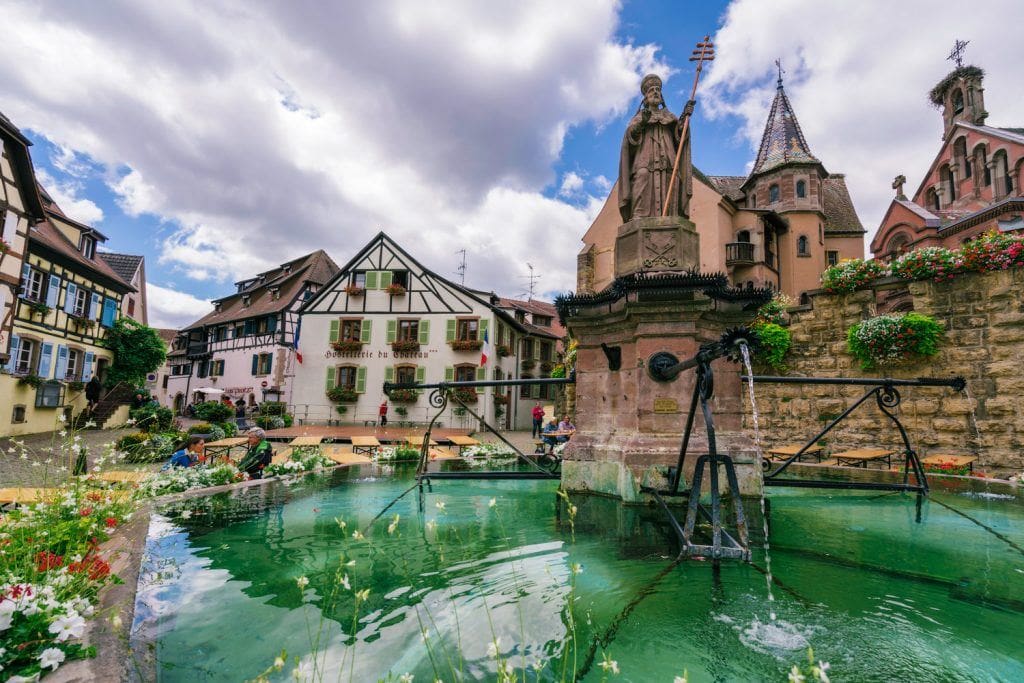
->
[17, 374, 44, 388]
[344, 283, 365, 296]
[66, 380, 86, 392]
[326, 386, 359, 402]
[450, 338, 483, 351]
[451, 387, 478, 403]
[388, 388, 420, 403]
[846, 312, 943, 370]
[385, 283, 407, 296]
[335, 405, 348, 415]
[496, 344, 512, 358]
[28, 301, 51, 317]
[69, 314, 95, 330]
[521, 358, 536, 372]
[331, 339, 364, 353]
[539, 360, 554, 374]
[394, 405, 408, 417]
[391, 339, 420, 353]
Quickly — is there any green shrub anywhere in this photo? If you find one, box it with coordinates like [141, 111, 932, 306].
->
[188, 422, 214, 435]
[846, 312, 944, 370]
[550, 364, 566, 378]
[215, 421, 237, 438]
[335, 405, 348, 415]
[254, 415, 286, 430]
[821, 259, 886, 293]
[116, 432, 149, 451]
[261, 401, 288, 416]
[193, 400, 235, 422]
[755, 292, 794, 325]
[327, 386, 358, 402]
[752, 322, 791, 370]
[889, 246, 961, 282]
[130, 405, 174, 432]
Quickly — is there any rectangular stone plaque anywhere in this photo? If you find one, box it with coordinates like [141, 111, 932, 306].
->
[653, 398, 679, 414]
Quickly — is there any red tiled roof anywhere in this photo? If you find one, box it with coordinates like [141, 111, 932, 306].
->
[29, 218, 134, 292]
[496, 296, 566, 341]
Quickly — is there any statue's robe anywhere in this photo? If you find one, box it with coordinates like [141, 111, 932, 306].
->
[618, 107, 691, 223]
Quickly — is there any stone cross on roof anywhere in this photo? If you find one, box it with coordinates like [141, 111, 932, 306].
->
[947, 39, 970, 69]
[892, 174, 907, 200]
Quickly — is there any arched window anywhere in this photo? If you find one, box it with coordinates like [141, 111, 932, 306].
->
[994, 150, 1012, 196]
[796, 180, 806, 198]
[887, 233, 911, 256]
[797, 235, 809, 256]
[941, 164, 956, 202]
[799, 292, 810, 306]
[736, 230, 751, 243]
[769, 184, 780, 203]
[954, 138, 970, 178]
[925, 188, 940, 211]
[975, 145, 991, 186]
[952, 88, 964, 115]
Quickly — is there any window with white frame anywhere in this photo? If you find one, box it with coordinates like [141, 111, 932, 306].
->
[14, 339, 34, 374]
[23, 269, 44, 301]
[65, 349, 81, 380]
[73, 288, 89, 317]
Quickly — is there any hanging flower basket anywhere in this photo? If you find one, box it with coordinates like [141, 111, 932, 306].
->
[450, 339, 483, 351]
[391, 340, 420, 353]
[344, 284, 365, 296]
[388, 388, 420, 402]
[326, 386, 359, 402]
[846, 312, 944, 370]
[331, 339, 364, 353]
[386, 283, 407, 296]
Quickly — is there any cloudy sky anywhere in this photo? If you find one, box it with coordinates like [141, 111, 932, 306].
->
[1, 0, 1021, 328]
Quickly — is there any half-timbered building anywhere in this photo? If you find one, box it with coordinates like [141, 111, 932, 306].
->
[3, 187, 134, 435]
[165, 250, 339, 412]
[295, 233, 555, 429]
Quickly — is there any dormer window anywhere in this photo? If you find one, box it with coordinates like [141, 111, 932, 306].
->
[270, 287, 280, 300]
[242, 295, 251, 307]
[213, 302, 222, 312]
[80, 235, 96, 259]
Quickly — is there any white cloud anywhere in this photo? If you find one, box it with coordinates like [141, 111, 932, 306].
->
[703, 0, 1024, 251]
[0, 0, 669, 294]
[558, 171, 585, 197]
[593, 175, 612, 193]
[147, 282, 211, 329]
[33, 169, 104, 225]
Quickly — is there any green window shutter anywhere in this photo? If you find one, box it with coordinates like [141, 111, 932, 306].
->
[476, 367, 486, 381]
[531, 384, 541, 398]
[355, 366, 367, 393]
[415, 366, 426, 383]
[444, 366, 454, 382]
[479, 319, 489, 341]
[418, 320, 430, 344]
[251, 354, 258, 374]
[446, 319, 457, 341]
[360, 320, 372, 343]
[325, 367, 336, 391]
[329, 319, 340, 343]
[384, 366, 395, 383]
[386, 319, 397, 343]
[533, 339, 541, 360]
[365, 271, 379, 289]
[380, 271, 393, 288]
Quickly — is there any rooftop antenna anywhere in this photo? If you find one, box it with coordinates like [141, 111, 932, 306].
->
[455, 249, 467, 286]
[520, 263, 540, 301]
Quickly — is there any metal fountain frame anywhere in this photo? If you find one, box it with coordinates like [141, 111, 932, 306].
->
[382, 376, 573, 483]
[641, 327, 967, 562]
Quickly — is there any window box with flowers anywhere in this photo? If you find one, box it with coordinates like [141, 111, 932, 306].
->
[496, 344, 512, 358]
[17, 373, 45, 388]
[331, 339, 364, 353]
[66, 380, 86, 392]
[69, 314, 95, 331]
[846, 312, 943, 370]
[821, 258, 886, 293]
[539, 360, 555, 374]
[521, 358, 536, 372]
[450, 339, 483, 351]
[385, 283, 407, 296]
[326, 386, 359, 402]
[391, 339, 420, 353]
[28, 300, 52, 317]
[451, 387, 478, 403]
[388, 388, 420, 402]
[344, 284, 365, 296]
[493, 393, 509, 405]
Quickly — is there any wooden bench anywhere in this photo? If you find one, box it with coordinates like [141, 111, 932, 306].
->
[766, 444, 825, 463]
[271, 447, 293, 465]
[832, 448, 894, 469]
[93, 470, 149, 485]
[445, 435, 480, 454]
[429, 447, 460, 461]
[351, 436, 381, 455]
[322, 446, 373, 465]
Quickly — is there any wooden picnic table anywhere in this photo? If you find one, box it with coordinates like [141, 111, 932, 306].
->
[445, 435, 480, 453]
[204, 437, 249, 462]
[405, 435, 438, 447]
[323, 446, 373, 465]
[0, 488, 57, 505]
[832, 448, 894, 469]
[766, 444, 824, 463]
[351, 436, 381, 455]
[921, 454, 977, 473]
[94, 470, 148, 485]
[290, 436, 324, 447]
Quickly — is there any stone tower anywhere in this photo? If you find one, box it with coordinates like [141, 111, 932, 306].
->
[931, 66, 988, 137]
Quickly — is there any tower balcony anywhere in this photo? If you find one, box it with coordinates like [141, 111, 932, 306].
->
[725, 242, 755, 266]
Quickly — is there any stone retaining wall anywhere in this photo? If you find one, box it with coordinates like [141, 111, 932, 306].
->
[752, 268, 1024, 476]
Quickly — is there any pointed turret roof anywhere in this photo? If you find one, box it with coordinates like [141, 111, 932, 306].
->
[749, 77, 819, 176]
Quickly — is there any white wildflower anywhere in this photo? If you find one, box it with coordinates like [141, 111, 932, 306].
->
[788, 666, 806, 683]
[352, 530, 364, 540]
[488, 498, 496, 508]
[355, 588, 370, 601]
[813, 661, 830, 683]
[291, 660, 312, 680]
[180, 510, 192, 519]
[398, 674, 414, 683]
[39, 646, 66, 670]
[387, 513, 400, 535]
[487, 637, 501, 658]
[274, 656, 285, 670]
[571, 563, 583, 575]
[48, 612, 86, 642]
[57, 413, 66, 423]
[295, 576, 309, 590]
[425, 520, 437, 532]
[598, 657, 619, 674]
[340, 574, 350, 590]
[674, 676, 688, 683]
[435, 501, 445, 511]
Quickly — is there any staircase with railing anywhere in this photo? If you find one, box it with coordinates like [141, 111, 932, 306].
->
[73, 381, 135, 429]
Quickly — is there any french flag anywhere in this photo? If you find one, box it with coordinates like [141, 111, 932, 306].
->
[293, 317, 303, 364]
[480, 327, 489, 366]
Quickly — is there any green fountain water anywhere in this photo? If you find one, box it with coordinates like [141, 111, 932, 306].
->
[132, 465, 1024, 681]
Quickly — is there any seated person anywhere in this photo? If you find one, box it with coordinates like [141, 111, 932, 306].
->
[556, 415, 576, 443]
[237, 427, 274, 479]
[541, 419, 560, 452]
[163, 436, 206, 470]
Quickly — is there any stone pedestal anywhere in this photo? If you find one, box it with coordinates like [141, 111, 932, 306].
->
[563, 293, 760, 503]
[615, 216, 699, 278]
